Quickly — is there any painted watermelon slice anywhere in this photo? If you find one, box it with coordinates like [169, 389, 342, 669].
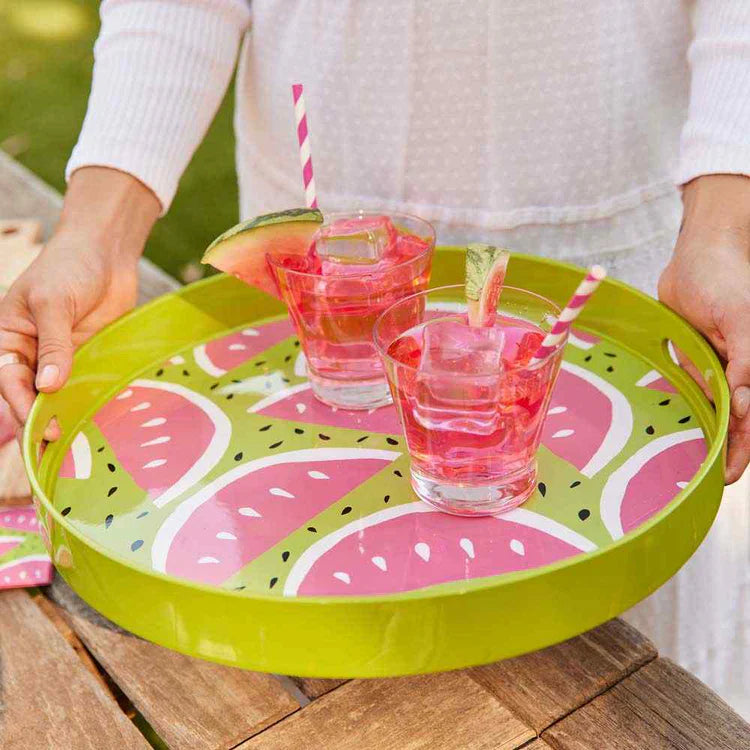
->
[247, 384, 402, 435]
[0, 554, 53, 588]
[0, 505, 41, 532]
[193, 318, 294, 377]
[600, 427, 706, 539]
[541, 362, 632, 477]
[59, 432, 92, 479]
[284, 503, 596, 596]
[92, 379, 231, 509]
[635, 369, 678, 394]
[151, 447, 400, 585]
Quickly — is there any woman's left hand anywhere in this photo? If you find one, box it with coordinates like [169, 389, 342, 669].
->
[658, 174, 750, 484]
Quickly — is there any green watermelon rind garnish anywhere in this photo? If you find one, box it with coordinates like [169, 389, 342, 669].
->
[465, 243, 511, 326]
[201, 208, 323, 296]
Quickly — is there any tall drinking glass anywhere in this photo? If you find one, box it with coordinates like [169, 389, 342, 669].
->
[269, 212, 434, 410]
[374, 285, 565, 516]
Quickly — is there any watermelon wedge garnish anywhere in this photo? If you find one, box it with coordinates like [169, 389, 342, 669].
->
[465, 243, 511, 327]
[202, 208, 323, 297]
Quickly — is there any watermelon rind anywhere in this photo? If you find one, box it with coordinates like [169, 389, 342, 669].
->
[465, 243, 511, 326]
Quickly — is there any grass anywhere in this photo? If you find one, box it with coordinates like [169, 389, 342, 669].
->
[0, 0, 237, 281]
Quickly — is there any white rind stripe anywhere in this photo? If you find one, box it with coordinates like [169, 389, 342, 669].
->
[133, 379, 232, 509]
[636, 369, 663, 387]
[193, 344, 226, 377]
[246, 382, 312, 413]
[568, 332, 596, 350]
[600, 428, 704, 540]
[151, 447, 400, 573]
[70, 432, 92, 480]
[0, 554, 50, 573]
[560, 361, 633, 477]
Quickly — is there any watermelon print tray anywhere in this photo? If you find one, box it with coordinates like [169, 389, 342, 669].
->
[24, 250, 728, 677]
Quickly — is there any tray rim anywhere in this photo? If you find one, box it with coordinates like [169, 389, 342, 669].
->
[22, 250, 730, 675]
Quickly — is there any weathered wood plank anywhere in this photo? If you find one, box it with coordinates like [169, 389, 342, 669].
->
[521, 741, 555, 750]
[48, 578, 299, 750]
[292, 677, 348, 699]
[0, 589, 148, 749]
[543, 657, 750, 750]
[470, 618, 656, 733]
[0, 151, 179, 303]
[240, 672, 534, 750]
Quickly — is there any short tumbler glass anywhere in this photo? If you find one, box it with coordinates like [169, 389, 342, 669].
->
[374, 285, 566, 516]
[269, 212, 434, 410]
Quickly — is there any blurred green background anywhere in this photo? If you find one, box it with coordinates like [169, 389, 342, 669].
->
[0, 0, 236, 281]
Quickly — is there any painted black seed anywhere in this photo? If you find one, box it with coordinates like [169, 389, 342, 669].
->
[356, 435, 369, 443]
[182, 369, 190, 376]
[645, 425, 655, 435]
[386, 437, 399, 446]
[570, 480, 581, 488]
[578, 509, 591, 521]
[156, 368, 164, 377]
[678, 416, 691, 424]
[307, 526, 317, 533]
[318, 433, 331, 441]
[659, 398, 671, 406]
[255, 360, 266, 367]
[269, 577, 278, 589]
[281, 377, 290, 384]
[284, 354, 292, 363]
[341, 506, 353, 515]
[61, 506, 71, 517]
[281, 550, 290, 562]
[294, 340, 300, 347]
[538, 482, 547, 497]
[234, 452, 243, 461]
[259, 424, 272, 432]
[232, 378, 242, 383]
[384, 494, 390, 503]
[234, 585, 246, 591]
[136, 511, 149, 519]
[584, 355, 592, 362]
[210, 383, 219, 390]
[97, 446, 105, 453]
[225, 393, 234, 400]
[269, 441, 283, 449]
[294, 428, 304, 435]
[606, 365, 615, 373]
[131, 539, 144, 551]
[394, 470, 403, 477]
[104, 514, 114, 529]
[107, 486, 118, 497]
[604, 352, 617, 358]
[107, 463, 116, 473]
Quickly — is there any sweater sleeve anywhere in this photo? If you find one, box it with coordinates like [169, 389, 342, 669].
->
[66, 0, 251, 214]
[676, 2, 750, 185]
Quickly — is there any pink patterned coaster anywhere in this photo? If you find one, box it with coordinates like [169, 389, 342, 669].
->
[0, 504, 53, 589]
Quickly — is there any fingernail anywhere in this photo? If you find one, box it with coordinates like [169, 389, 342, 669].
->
[731, 386, 750, 419]
[36, 365, 59, 390]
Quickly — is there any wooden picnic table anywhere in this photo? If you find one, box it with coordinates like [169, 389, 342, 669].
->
[2, 152, 749, 749]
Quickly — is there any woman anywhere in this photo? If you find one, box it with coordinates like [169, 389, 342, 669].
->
[1, 0, 748, 706]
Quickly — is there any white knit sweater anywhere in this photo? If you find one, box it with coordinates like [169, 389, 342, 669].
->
[67, 0, 750, 291]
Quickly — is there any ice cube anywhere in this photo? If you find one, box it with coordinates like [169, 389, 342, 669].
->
[315, 215, 397, 266]
[419, 319, 504, 376]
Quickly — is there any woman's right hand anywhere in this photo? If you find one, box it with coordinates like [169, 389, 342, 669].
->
[0, 167, 160, 440]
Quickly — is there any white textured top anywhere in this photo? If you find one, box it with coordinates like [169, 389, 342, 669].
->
[68, 0, 750, 290]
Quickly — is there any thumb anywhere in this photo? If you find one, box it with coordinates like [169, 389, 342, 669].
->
[31, 298, 74, 393]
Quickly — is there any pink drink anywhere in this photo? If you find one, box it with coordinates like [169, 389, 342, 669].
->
[269, 213, 434, 410]
[375, 286, 565, 516]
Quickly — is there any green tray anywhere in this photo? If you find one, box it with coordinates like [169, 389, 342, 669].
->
[24, 249, 728, 677]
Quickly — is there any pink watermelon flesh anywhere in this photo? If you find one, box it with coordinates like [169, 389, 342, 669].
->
[620, 436, 706, 534]
[194, 318, 294, 376]
[93, 382, 226, 506]
[569, 329, 600, 346]
[294, 506, 588, 596]
[161, 452, 395, 585]
[643, 375, 678, 394]
[0, 556, 53, 588]
[0, 505, 40, 533]
[254, 385, 402, 435]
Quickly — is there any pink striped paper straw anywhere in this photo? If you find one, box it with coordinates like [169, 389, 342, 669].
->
[292, 83, 318, 209]
[529, 265, 607, 365]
